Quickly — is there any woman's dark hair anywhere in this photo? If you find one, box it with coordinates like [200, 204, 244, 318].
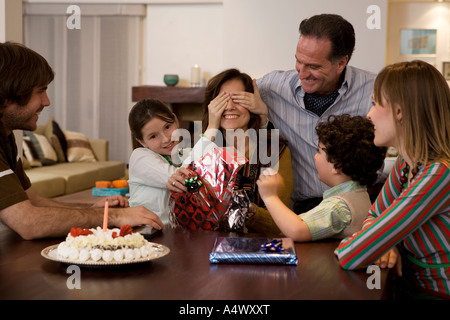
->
[0, 42, 54, 110]
[202, 68, 260, 133]
[316, 114, 386, 186]
[128, 98, 176, 149]
[299, 14, 355, 63]
[202, 68, 287, 166]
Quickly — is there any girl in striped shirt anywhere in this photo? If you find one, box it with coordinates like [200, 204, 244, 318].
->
[334, 60, 450, 299]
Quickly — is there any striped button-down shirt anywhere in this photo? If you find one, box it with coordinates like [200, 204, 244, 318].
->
[300, 180, 362, 241]
[257, 66, 375, 202]
[335, 157, 450, 296]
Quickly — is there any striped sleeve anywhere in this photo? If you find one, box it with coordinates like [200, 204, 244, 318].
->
[335, 159, 450, 270]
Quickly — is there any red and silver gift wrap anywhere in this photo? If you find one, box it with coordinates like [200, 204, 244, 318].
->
[169, 147, 247, 230]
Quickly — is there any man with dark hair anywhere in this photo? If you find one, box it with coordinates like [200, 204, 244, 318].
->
[299, 14, 355, 63]
[0, 42, 164, 239]
[234, 14, 378, 214]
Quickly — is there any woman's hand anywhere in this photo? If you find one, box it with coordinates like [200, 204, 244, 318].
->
[207, 92, 229, 130]
[166, 167, 196, 193]
[374, 247, 403, 276]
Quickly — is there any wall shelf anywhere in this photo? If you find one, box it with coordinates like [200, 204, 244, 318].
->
[132, 85, 205, 104]
[132, 85, 206, 123]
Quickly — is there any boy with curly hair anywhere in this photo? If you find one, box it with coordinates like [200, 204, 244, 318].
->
[257, 114, 386, 241]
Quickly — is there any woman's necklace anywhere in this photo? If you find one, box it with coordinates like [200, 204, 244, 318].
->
[400, 163, 420, 191]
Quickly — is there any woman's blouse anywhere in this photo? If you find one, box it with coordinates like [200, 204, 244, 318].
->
[335, 157, 450, 296]
[245, 144, 294, 236]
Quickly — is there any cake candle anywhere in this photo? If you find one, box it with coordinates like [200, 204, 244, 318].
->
[103, 200, 109, 232]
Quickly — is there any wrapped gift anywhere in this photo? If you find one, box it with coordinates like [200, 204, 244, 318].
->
[169, 147, 247, 230]
[209, 237, 298, 265]
[216, 189, 252, 233]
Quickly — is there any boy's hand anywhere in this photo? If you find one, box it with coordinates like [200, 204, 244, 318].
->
[257, 169, 282, 200]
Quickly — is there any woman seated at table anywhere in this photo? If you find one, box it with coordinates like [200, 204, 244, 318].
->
[334, 60, 450, 299]
[168, 68, 293, 235]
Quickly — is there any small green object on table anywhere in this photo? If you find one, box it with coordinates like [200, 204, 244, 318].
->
[163, 74, 179, 86]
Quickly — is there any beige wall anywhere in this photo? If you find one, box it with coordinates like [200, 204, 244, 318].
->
[10, 1, 450, 84]
[11, 0, 388, 85]
[0, 0, 22, 42]
[1, 0, 23, 153]
[144, 0, 387, 86]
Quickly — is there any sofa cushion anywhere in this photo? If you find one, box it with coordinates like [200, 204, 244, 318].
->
[44, 119, 68, 163]
[64, 130, 97, 163]
[22, 156, 31, 170]
[22, 137, 42, 167]
[62, 161, 126, 194]
[88, 139, 108, 162]
[26, 161, 126, 195]
[24, 171, 66, 198]
[23, 131, 58, 166]
[83, 161, 126, 181]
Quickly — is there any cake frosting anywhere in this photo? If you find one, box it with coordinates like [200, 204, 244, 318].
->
[56, 225, 156, 263]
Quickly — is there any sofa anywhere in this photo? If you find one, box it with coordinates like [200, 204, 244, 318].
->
[21, 119, 126, 198]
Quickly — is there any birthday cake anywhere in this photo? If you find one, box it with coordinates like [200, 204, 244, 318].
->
[56, 225, 156, 262]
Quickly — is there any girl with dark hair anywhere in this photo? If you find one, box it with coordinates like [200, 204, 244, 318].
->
[128, 98, 188, 226]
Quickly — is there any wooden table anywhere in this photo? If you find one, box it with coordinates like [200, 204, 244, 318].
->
[0, 226, 393, 302]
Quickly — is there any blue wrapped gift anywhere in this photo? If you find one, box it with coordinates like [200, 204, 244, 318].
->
[209, 237, 298, 265]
